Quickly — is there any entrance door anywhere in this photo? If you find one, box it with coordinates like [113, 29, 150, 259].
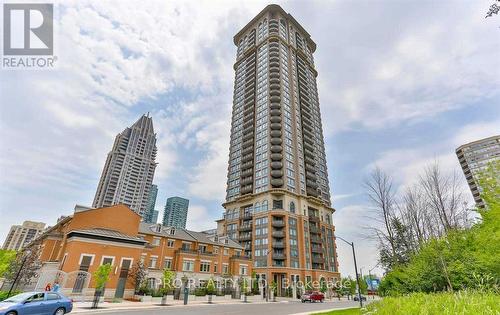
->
[115, 259, 132, 298]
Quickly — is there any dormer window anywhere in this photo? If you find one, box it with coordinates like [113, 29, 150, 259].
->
[169, 227, 175, 235]
[214, 235, 219, 242]
[224, 238, 229, 245]
[155, 224, 162, 233]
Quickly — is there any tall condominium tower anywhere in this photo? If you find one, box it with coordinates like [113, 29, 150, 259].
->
[144, 184, 158, 223]
[2, 221, 46, 250]
[220, 5, 339, 294]
[93, 115, 157, 217]
[456, 135, 500, 208]
[162, 196, 189, 228]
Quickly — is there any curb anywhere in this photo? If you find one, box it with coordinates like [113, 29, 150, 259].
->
[71, 300, 291, 313]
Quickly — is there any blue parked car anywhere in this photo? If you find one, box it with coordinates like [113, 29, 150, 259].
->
[0, 291, 73, 315]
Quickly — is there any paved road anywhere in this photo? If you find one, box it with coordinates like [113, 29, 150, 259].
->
[75, 300, 362, 315]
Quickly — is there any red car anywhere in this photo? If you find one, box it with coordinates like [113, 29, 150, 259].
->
[301, 291, 325, 303]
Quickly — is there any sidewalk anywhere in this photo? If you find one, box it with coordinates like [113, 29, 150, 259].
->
[72, 295, 299, 313]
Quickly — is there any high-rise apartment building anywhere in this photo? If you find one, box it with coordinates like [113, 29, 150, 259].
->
[93, 115, 157, 217]
[144, 184, 158, 223]
[220, 4, 339, 294]
[2, 221, 46, 250]
[456, 135, 500, 208]
[162, 196, 189, 228]
[151, 210, 159, 224]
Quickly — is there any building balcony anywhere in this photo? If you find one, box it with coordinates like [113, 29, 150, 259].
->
[312, 256, 325, 264]
[272, 241, 285, 249]
[271, 220, 285, 228]
[310, 235, 322, 244]
[272, 252, 286, 260]
[241, 213, 253, 220]
[239, 234, 252, 241]
[238, 224, 252, 232]
[177, 248, 198, 255]
[309, 225, 320, 234]
[272, 230, 285, 238]
[311, 246, 323, 253]
[309, 215, 320, 223]
[230, 255, 252, 261]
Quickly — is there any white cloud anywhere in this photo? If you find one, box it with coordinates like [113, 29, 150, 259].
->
[317, 1, 500, 135]
[185, 204, 218, 231]
[453, 119, 500, 147]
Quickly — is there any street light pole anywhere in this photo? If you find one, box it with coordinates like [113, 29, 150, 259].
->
[264, 249, 271, 302]
[336, 236, 363, 308]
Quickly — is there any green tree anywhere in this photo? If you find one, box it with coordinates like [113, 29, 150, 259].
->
[319, 278, 327, 294]
[251, 271, 260, 294]
[93, 263, 112, 291]
[127, 261, 147, 294]
[0, 250, 16, 277]
[378, 162, 500, 296]
[206, 277, 216, 295]
[91, 263, 112, 309]
[4, 245, 42, 289]
[161, 268, 175, 294]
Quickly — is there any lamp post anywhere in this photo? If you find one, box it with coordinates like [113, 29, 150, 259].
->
[7, 249, 32, 298]
[264, 249, 271, 302]
[335, 235, 363, 308]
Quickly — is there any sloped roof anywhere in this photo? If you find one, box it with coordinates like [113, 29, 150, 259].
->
[138, 223, 243, 249]
[69, 228, 146, 243]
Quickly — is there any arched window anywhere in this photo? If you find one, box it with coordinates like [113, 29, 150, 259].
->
[289, 201, 296, 213]
[262, 200, 268, 211]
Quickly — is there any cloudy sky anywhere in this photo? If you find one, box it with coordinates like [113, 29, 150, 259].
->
[1, 0, 499, 277]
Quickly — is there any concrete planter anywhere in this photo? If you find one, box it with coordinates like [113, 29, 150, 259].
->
[134, 295, 152, 302]
[151, 297, 162, 303]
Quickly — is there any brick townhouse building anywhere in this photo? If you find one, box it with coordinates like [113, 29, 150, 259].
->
[29, 204, 251, 299]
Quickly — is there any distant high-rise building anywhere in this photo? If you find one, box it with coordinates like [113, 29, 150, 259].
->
[151, 210, 159, 224]
[456, 135, 500, 208]
[162, 197, 189, 228]
[93, 114, 157, 217]
[220, 4, 339, 292]
[2, 221, 46, 250]
[144, 184, 158, 223]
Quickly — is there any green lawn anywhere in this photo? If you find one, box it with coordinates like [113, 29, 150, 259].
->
[312, 307, 360, 315]
[365, 291, 500, 315]
[314, 291, 500, 315]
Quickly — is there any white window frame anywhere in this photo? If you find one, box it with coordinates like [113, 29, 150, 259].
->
[182, 259, 195, 272]
[60, 253, 68, 269]
[149, 255, 158, 269]
[119, 257, 134, 269]
[239, 264, 248, 276]
[167, 239, 175, 247]
[100, 255, 115, 266]
[79, 253, 95, 266]
[152, 237, 161, 246]
[164, 257, 173, 269]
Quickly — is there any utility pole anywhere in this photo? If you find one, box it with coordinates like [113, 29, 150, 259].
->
[336, 235, 363, 308]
